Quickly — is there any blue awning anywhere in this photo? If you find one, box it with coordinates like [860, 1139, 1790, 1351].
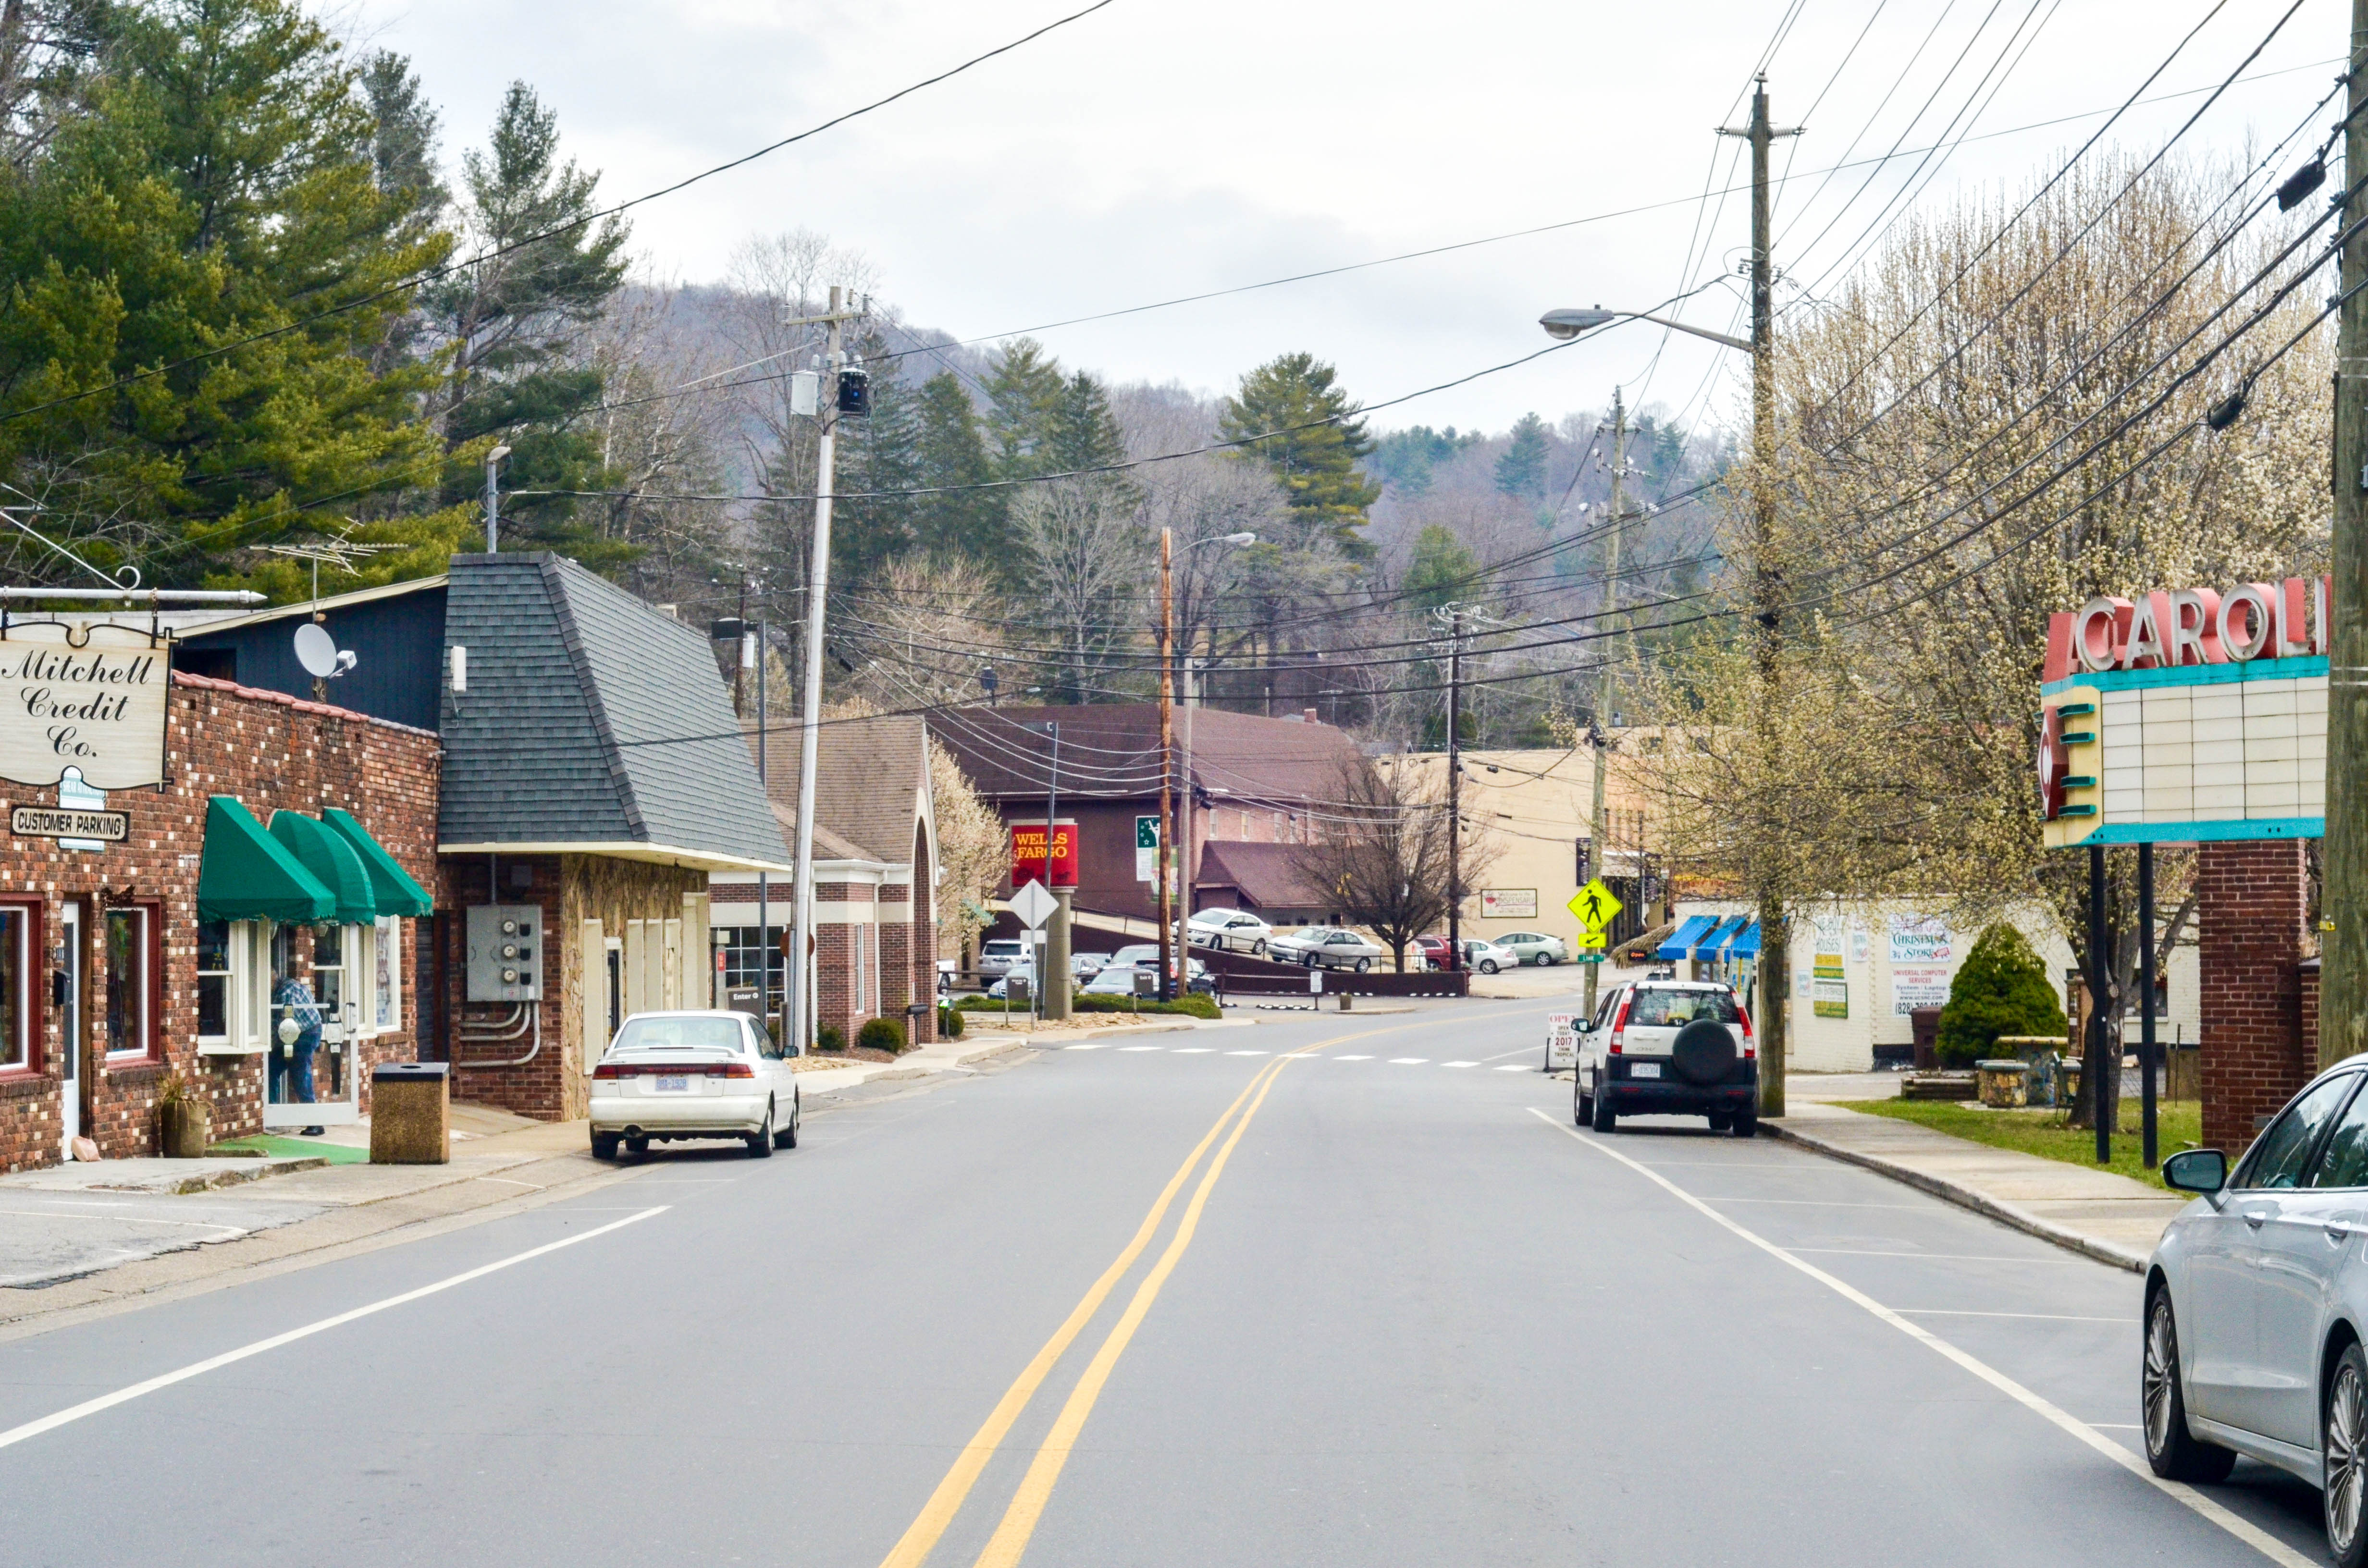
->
[1693, 915, 1747, 959]
[1724, 920, 1763, 959]
[1655, 915, 1715, 961]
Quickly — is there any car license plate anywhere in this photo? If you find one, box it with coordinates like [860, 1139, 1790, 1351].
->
[1630, 1063, 1662, 1079]
[655, 1075, 689, 1092]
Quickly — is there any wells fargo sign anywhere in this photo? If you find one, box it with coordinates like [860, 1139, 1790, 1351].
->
[1009, 819, 1079, 889]
[0, 624, 171, 790]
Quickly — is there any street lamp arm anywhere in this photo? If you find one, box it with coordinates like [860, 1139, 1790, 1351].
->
[1539, 306, 1752, 355]
[1625, 313, 1754, 354]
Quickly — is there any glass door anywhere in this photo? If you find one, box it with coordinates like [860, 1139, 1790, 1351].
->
[265, 925, 359, 1128]
[56, 903, 79, 1158]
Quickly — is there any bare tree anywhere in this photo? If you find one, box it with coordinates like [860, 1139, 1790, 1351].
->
[1287, 760, 1497, 970]
[1011, 477, 1147, 702]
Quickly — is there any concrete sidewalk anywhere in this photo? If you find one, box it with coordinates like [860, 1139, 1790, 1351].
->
[1766, 1093, 2189, 1272]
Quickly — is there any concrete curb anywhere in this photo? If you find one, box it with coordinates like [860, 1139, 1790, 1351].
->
[166, 1156, 331, 1194]
[1762, 1120, 2149, 1274]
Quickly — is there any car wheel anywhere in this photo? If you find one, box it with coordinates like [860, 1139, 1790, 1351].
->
[747, 1104, 775, 1159]
[1732, 1111, 1758, 1139]
[1577, 1078, 1592, 1127]
[1355, 957, 1371, 973]
[1253, 939, 1268, 956]
[2332, 1342, 2368, 1566]
[1708, 1112, 1733, 1132]
[774, 1093, 799, 1150]
[591, 1131, 620, 1161]
[1591, 1076, 1617, 1133]
[1480, 959, 1499, 974]
[2143, 1288, 2236, 1482]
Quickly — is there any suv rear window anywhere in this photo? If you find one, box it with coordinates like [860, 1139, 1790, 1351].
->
[1626, 989, 1739, 1026]
[983, 940, 1023, 956]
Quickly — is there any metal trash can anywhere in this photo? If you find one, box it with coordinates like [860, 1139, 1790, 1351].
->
[370, 1061, 449, 1164]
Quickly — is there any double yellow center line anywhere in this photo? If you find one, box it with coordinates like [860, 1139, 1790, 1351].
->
[876, 1024, 1409, 1568]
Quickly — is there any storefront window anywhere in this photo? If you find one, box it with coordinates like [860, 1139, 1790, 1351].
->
[375, 916, 401, 1030]
[0, 905, 26, 1071]
[197, 920, 231, 1040]
[105, 906, 150, 1058]
[314, 923, 345, 1032]
[716, 927, 786, 993]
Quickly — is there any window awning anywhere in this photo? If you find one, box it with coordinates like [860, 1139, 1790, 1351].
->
[1655, 915, 1715, 961]
[322, 808, 433, 917]
[1723, 920, 1763, 959]
[197, 797, 334, 924]
[1693, 915, 1747, 958]
[268, 811, 377, 924]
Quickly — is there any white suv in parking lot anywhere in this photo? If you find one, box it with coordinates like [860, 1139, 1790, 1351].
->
[1573, 979, 1757, 1136]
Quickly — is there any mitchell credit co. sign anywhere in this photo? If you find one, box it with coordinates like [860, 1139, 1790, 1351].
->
[0, 623, 171, 790]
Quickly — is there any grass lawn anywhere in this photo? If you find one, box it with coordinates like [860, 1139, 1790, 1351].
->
[1832, 1097, 2203, 1190]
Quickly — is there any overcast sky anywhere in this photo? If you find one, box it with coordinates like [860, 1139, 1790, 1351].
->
[341, 0, 2346, 441]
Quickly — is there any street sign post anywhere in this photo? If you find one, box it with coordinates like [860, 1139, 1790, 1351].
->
[1567, 877, 1624, 934]
[1010, 878, 1058, 931]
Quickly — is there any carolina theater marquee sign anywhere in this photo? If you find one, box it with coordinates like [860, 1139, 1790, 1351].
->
[2039, 577, 2326, 848]
[0, 622, 171, 791]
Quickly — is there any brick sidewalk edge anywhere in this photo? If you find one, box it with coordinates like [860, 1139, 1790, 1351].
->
[1761, 1119, 2149, 1274]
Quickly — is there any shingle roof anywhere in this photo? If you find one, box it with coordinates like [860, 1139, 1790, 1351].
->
[744, 712, 930, 868]
[437, 554, 789, 869]
[1194, 839, 1327, 911]
[935, 703, 1365, 806]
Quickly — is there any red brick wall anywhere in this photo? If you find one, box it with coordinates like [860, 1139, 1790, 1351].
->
[2198, 839, 2311, 1153]
[0, 673, 441, 1172]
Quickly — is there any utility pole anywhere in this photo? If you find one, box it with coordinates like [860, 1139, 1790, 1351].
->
[1720, 74, 1800, 1117]
[1584, 388, 1629, 1023]
[1044, 721, 1069, 1021]
[2323, 0, 2368, 1069]
[787, 284, 863, 1054]
[1178, 659, 1197, 984]
[1446, 607, 1466, 973]
[1159, 528, 1176, 1002]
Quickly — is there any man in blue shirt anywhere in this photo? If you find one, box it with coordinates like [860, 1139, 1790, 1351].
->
[272, 972, 324, 1137]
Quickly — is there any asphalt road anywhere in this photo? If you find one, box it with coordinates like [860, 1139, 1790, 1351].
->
[0, 999, 2337, 1566]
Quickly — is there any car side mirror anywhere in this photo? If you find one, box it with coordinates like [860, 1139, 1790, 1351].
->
[2162, 1148, 2228, 1195]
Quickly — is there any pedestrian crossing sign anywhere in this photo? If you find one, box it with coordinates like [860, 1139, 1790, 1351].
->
[1567, 878, 1622, 933]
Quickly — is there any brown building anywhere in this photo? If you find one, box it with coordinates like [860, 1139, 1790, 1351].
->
[0, 648, 440, 1172]
[931, 702, 1368, 940]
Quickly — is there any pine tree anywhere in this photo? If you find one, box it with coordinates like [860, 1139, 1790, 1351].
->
[1936, 924, 2068, 1067]
[1402, 525, 1479, 611]
[833, 335, 921, 596]
[1494, 413, 1550, 502]
[911, 371, 999, 562]
[1219, 352, 1381, 558]
[983, 338, 1067, 477]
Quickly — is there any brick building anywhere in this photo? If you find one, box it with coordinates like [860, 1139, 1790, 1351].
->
[0, 660, 440, 1173]
[2198, 839, 2317, 1152]
[713, 713, 938, 1049]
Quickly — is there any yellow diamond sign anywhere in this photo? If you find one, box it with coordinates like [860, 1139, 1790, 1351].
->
[1567, 878, 1623, 933]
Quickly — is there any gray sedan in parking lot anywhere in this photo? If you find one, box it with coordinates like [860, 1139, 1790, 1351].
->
[2145, 1060, 2368, 1566]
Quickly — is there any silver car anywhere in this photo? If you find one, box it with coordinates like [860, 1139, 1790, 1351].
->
[2145, 1061, 2368, 1565]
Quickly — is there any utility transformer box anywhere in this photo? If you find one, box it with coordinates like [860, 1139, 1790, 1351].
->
[467, 905, 543, 1002]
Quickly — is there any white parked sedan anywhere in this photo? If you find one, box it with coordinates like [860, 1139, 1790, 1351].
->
[589, 1010, 800, 1160]
[1188, 907, 1274, 955]
[1294, 928, 1387, 972]
[1495, 930, 1571, 966]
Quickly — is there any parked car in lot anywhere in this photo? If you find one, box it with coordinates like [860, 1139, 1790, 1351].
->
[1069, 950, 1108, 981]
[589, 1011, 799, 1160]
[1275, 926, 1386, 971]
[986, 960, 1036, 1000]
[1188, 907, 1273, 955]
[977, 938, 1027, 980]
[1573, 980, 1755, 1136]
[1081, 956, 1214, 997]
[1495, 930, 1571, 966]
[1412, 933, 1514, 973]
[2142, 1060, 2368, 1564]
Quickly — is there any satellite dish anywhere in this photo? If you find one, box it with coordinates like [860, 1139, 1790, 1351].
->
[293, 623, 340, 678]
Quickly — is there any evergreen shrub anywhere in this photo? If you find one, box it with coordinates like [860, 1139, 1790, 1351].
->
[1936, 924, 2067, 1068]
[857, 1017, 907, 1054]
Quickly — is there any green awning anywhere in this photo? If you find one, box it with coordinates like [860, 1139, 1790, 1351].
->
[268, 810, 377, 924]
[322, 808, 434, 918]
[197, 797, 335, 924]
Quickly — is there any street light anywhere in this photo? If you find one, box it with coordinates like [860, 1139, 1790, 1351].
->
[1159, 529, 1257, 999]
[1540, 305, 1752, 354]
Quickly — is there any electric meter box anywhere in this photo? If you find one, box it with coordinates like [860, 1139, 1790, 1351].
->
[466, 905, 543, 1002]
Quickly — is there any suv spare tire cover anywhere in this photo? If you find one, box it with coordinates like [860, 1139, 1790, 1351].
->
[1671, 1018, 1737, 1085]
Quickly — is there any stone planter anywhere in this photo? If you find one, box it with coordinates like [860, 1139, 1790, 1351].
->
[1974, 1059, 2030, 1109]
[158, 1098, 209, 1158]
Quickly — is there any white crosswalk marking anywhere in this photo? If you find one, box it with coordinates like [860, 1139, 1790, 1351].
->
[1334, 1055, 1372, 1061]
[1442, 1061, 1478, 1068]
[1388, 1058, 1428, 1065]
[1224, 1050, 1268, 1056]
[1171, 1047, 1213, 1054]
[1118, 1046, 1163, 1053]
[1495, 1065, 1530, 1072]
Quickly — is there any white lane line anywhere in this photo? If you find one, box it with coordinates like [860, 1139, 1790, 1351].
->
[1172, 1048, 1213, 1054]
[1441, 1061, 1480, 1068]
[0, 1206, 668, 1454]
[1702, 1197, 1925, 1210]
[1388, 1058, 1430, 1065]
[1117, 1046, 1164, 1053]
[1527, 1109, 2312, 1568]
[0, 1208, 250, 1234]
[1064, 1043, 1110, 1051]
[1898, 1310, 2135, 1323]
[1790, 1248, 2093, 1263]
[1224, 1051, 1269, 1057]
